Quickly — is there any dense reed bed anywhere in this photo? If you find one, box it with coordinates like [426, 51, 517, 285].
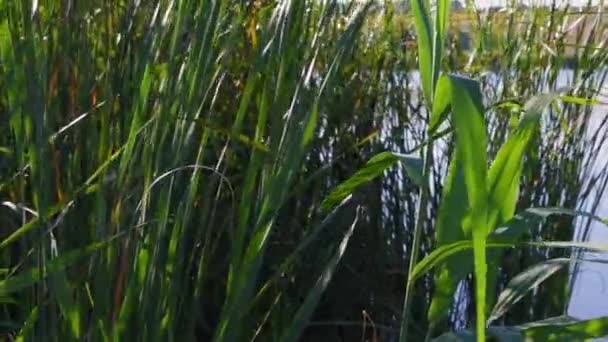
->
[0, 0, 607, 341]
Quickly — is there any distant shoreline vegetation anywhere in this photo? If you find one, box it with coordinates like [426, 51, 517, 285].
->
[363, 2, 607, 65]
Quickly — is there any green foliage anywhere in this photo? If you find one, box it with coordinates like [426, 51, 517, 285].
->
[522, 316, 608, 341]
[426, 84, 606, 337]
[322, 152, 423, 210]
[0, 0, 607, 341]
[438, 74, 490, 340]
[433, 316, 608, 341]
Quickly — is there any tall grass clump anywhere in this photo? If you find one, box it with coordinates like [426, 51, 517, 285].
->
[1, 0, 608, 341]
[0, 1, 377, 340]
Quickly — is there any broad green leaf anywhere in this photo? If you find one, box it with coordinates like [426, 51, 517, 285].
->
[411, 239, 608, 285]
[278, 208, 359, 342]
[445, 74, 489, 340]
[484, 92, 554, 312]
[488, 258, 569, 324]
[396, 153, 425, 188]
[413, 205, 608, 290]
[487, 130, 533, 233]
[321, 152, 423, 210]
[426, 74, 489, 335]
[521, 316, 608, 341]
[428, 154, 470, 325]
[560, 95, 603, 106]
[430, 90, 571, 328]
[432, 316, 608, 341]
[411, 240, 512, 285]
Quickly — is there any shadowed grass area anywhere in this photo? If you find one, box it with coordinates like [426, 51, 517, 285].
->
[0, 1, 607, 341]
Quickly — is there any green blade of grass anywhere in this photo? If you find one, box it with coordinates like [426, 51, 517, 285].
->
[15, 306, 38, 342]
[410, 0, 433, 103]
[411, 238, 608, 286]
[433, 316, 608, 341]
[278, 207, 360, 342]
[321, 151, 423, 210]
[0, 237, 121, 296]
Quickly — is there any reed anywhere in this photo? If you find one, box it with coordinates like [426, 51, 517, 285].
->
[0, 0, 607, 341]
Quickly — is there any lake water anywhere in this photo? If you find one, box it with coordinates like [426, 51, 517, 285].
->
[568, 80, 608, 326]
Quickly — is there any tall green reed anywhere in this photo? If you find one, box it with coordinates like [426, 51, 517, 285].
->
[1, 0, 607, 341]
[0, 1, 374, 340]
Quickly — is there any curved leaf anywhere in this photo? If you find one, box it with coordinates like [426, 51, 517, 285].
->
[485, 91, 564, 311]
[411, 239, 608, 286]
[411, 240, 513, 285]
[321, 152, 423, 210]
[432, 316, 608, 342]
[490, 207, 608, 240]
[521, 316, 608, 341]
[488, 258, 570, 324]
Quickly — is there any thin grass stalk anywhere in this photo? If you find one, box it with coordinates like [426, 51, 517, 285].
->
[399, 0, 450, 339]
[399, 142, 433, 342]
